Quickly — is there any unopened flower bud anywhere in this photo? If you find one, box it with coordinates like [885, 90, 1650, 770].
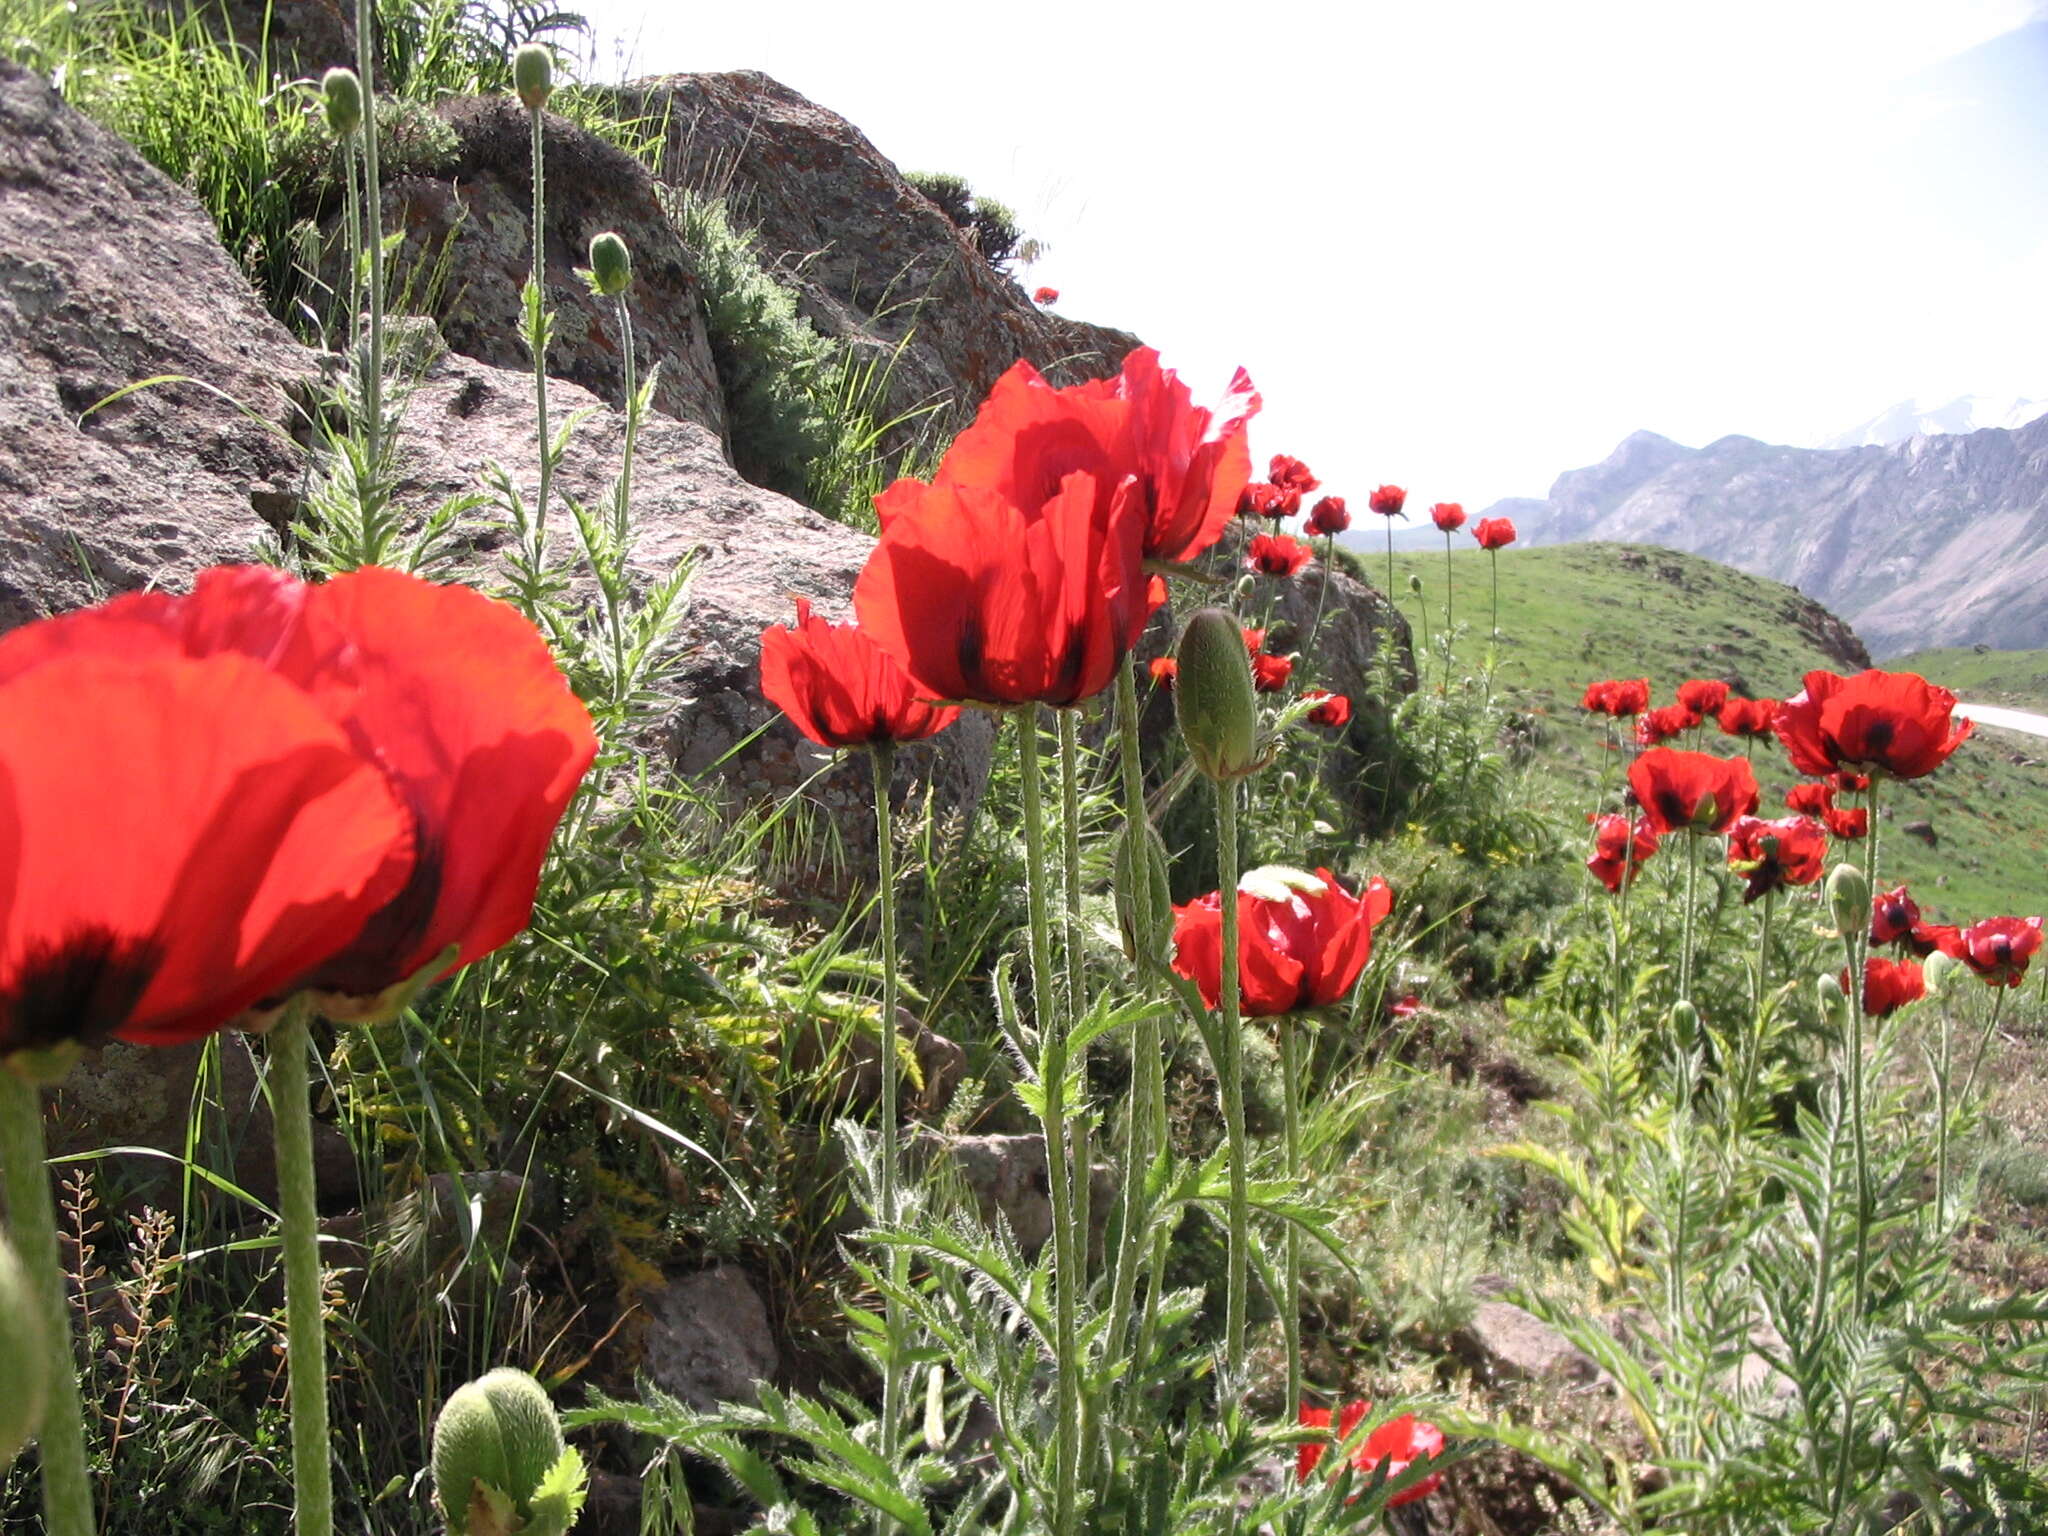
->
[587, 231, 631, 296]
[1826, 863, 1870, 939]
[513, 44, 555, 112]
[433, 1368, 584, 1536]
[1175, 606, 1261, 782]
[1669, 999, 1699, 1049]
[1817, 973, 1850, 1033]
[1279, 770, 1299, 794]
[1114, 820, 1174, 963]
[0, 1232, 49, 1471]
[1923, 950, 1963, 997]
[1407, 573, 1423, 595]
[321, 67, 362, 137]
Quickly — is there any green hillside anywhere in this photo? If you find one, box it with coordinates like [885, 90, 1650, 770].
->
[1889, 646, 2048, 713]
[1369, 541, 2048, 920]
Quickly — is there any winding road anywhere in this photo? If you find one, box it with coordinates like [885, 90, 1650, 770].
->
[1955, 702, 2048, 740]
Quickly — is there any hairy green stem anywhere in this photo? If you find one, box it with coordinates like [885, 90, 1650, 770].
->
[527, 101, 553, 544]
[1442, 530, 1455, 688]
[1107, 658, 1169, 1388]
[1957, 984, 2010, 1111]
[1384, 517, 1396, 604]
[0, 1068, 95, 1536]
[871, 746, 905, 1533]
[1847, 780, 1881, 1317]
[1057, 709, 1090, 1275]
[1279, 1018, 1304, 1414]
[354, 0, 385, 509]
[1213, 775, 1249, 1390]
[1679, 827, 1701, 1005]
[272, 1001, 334, 1536]
[1016, 707, 1078, 1536]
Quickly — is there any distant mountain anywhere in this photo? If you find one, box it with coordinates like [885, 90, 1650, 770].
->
[1492, 417, 2048, 656]
[1819, 394, 2048, 450]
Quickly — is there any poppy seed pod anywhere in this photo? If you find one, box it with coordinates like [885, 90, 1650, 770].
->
[1175, 606, 1260, 782]
[587, 231, 631, 297]
[513, 44, 555, 112]
[0, 1232, 48, 1471]
[1826, 863, 1871, 940]
[433, 1368, 582, 1536]
[321, 67, 363, 137]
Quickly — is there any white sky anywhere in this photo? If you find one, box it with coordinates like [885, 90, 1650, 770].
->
[572, 0, 2048, 509]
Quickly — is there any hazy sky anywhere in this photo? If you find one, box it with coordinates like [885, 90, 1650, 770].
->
[572, 0, 2048, 510]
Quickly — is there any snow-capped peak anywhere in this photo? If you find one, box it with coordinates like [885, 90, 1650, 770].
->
[1819, 394, 2048, 450]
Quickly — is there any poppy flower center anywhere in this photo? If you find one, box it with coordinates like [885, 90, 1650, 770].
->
[6, 926, 163, 1053]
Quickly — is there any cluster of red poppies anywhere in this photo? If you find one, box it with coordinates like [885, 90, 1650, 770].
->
[1579, 665, 2041, 1004]
[759, 346, 1263, 741]
[0, 567, 598, 1061]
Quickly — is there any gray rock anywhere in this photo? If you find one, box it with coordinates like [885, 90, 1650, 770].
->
[616, 71, 1141, 434]
[0, 58, 317, 634]
[638, 1263, 779, 1411]
[1452, 1298, 1605, 1387]
[365, 95, 728, 441]
[914, 1131, 1118, 1253]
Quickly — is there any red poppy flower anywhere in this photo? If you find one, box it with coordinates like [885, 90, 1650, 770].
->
[1773, 669, 1973, 779]
[1269, 454, 1319, 494]
[1675, 678, 1730, 716]
[1237, 483, 1287, 519]
[882, 347, 1260, 568]
[1032, 286, 1059, 304]
[1148, 656, 1178, 688]
[1241, 627, 1267, 656]
[759, 598, 961, 750]
[1586, 812, 1658, 892]
[1715, 696, 1779, 739]
[1635, 704, 1702, 746]
[1784, 783, 1831, 818]
[0, 565, 598, 1019]
[1305, 496, 1350, 536]
[1870, 886, 1921, 947]
[1628, 748, 1760, 835]
[1821, 802, 1868, 840]
[1581, 678, 1652, 718]
[1252, 652, 1295, 692]
[1471, 517, 1516, 550]
[1844, 957, 1927, 1018]
[1296, 1401, 1445, 1507]
[1907, 922, 1958, 959]
[1367, 485, 1407, 518]
[1248, 533, 1313, 578]
[857, 472, 1150, 707]
[1388, 994, 1423, 1019]
[247, 568, 597, 1011]
[1430, 501, 1466, 533]
[1305, 690, 1352, 728]
[0, 647, 411, 1056]
[1726, 814, 1827, 903]
[1937, 916, 2045, 987]
[1829, 771, 1872, 793]
[1171, 868, 1392, 1017]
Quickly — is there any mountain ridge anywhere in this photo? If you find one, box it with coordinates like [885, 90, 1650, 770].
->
[1488, 412, 2048, 655]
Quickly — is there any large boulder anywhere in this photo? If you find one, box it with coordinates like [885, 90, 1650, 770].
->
[616, 71, 1141, 431]
[372, 94, 728, 441]
[0, 61, 992, 876]
[0, 58, 317, 633]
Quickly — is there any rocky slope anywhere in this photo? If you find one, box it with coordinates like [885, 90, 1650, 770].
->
[1488, 417, 2048, 655]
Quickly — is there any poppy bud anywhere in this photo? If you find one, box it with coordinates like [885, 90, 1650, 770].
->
[1922, 950, 1963, 997]
[0, 1231, 49, 1471]
[1115, 820, 1174, 963]
[513, 44, 555, 112]
[1669, 999, 1699, 1049]
[433, 1368, 585, 1536]
[1175, 606, 1261, 782]
[1817, 973, 1850, 1033]
[1279, 770, 1298, 794]
[1407, 573, 1423, 595]
[923, 1363, 947, 1452]
[1826, 863, 1870, 940]
[321, 67, 363, 137]
[587, 231, 631, 296]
